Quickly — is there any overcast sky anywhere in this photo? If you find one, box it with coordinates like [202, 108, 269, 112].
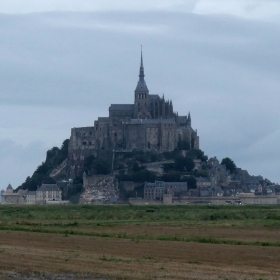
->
[1, 0, 280, 192]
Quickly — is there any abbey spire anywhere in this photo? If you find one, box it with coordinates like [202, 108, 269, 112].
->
[139, 46, 144, 78]
[135, 47, 149, 93]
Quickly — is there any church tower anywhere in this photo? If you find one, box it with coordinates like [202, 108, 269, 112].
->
[134, 48, 151, 118]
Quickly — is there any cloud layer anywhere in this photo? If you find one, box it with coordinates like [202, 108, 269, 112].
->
[0, 0, 280, 22]
[0, 9, 280, 189]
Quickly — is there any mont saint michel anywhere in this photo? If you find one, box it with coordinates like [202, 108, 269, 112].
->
[68, 51, 199, 177]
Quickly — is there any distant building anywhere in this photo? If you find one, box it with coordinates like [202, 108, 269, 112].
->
[1, 184, 25, 204]
[145, 164, 164, 175]
[144, 181, 188, 200]
[1, 184, 63, 205]
[36, 184, 62, 204]
[196, 177, 211, 188]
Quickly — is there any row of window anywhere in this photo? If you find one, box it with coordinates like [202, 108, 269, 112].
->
[138, 93, 147, 99]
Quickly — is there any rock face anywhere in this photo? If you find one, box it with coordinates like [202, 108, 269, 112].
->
[50, 159, 68, 180]
[79, 174, 119, 204]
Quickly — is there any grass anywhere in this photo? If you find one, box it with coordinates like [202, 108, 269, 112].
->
[0, 204, 280, 279]
[1, 204, 280, 224]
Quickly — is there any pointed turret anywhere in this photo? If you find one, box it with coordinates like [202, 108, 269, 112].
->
[187, 112, 191, 126]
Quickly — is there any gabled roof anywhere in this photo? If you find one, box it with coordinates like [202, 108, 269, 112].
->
[149, 94, 160, 100]
[37, 184, 60, 192]
[135, 79, 149, 93]
[109, 104, 135, 111]
[129, 119, 176, 125]
[178, 116, 187, 124]
[27, 191, 36, 195]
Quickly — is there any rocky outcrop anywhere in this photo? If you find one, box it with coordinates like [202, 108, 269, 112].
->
[49, 159, 68, 180]
[79, 174, 118, 204]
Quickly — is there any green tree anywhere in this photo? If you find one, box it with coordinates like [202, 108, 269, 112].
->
[177, 140, 190, 150]
[17, 139, 70, 191]
[187, 149, 208, 162]
[186, 176, 197, 189]
[185, 157, 195, 172]
[221, 157, 236, 173]
[174, 156, 195, 172]
[161, 171, 181, 182]
[175, 156, 186, 172]
[93, 158, 111, 175]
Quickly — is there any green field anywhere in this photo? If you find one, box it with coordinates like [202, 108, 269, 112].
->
[0, 205, 280, 279]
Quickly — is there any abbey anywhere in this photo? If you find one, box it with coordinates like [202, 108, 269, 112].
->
[68, 51, 199, 174]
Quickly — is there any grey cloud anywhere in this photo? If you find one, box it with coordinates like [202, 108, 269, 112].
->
[0, 10, 280, 186]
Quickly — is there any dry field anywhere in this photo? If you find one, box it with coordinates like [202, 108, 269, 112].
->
[0, 205, 280, 280]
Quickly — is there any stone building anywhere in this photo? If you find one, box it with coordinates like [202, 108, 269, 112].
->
[36, 184, 62, 204]
[196, 177, 211, 188]
[1, 184, 26, 204]
[1, 184, 62, 205]
[68, 51, 199, 177]
[144, 180, 188, 201]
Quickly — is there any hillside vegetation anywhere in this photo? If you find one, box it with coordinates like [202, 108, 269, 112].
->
[17, 139, 69, 191]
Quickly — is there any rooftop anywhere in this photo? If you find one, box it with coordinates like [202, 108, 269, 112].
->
[37, 184, 60, 192]
[109, 104, 135, 111]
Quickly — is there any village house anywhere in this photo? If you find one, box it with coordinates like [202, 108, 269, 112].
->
[1, 184, 64, 205]
[144, 181, 188, 201]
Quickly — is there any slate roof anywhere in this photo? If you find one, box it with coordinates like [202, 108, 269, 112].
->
[129, 119, 176, 125]
[27, 191, 36, 195]
[98, 117, 110, 122]
[109, 104, 135, 111]
[178, 116, 187, 124]
[135, 79, 149, 92]
[149, 94, 160, 100]
[135, 51, 149, 93]
[37, 184, 60, 192]
[164, 182, 188, 187]
[196, 177, 210, 182]
[7, 184, 13, 190]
